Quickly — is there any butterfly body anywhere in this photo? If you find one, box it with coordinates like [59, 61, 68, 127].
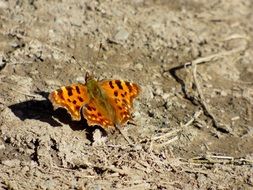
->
[49, 73, 140, 130]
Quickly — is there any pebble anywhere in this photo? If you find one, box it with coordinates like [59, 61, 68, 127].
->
[2, 159, 21, 167]
[45, 79, 61, 87]
[0, 143, 5, 150]
[92, 129, 107, 146]
[220, 90, 227, 96]
[153, 86, 163, 96]
[161, 93, 171, 101]
[134, 63, 143, 70]
[0, 1, 8, 8]
[114, 28, 129, 42]
[142, 85, 154, 100]
[0, 55, 6, 70]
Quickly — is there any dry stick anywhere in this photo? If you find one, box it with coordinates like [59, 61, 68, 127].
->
[189, 155, 253, 165]
[191, 62, 228, 132]
[158, 136, 178, 147]
[152, 129, 181, 141]
[150, 110, 203, 151]
[115, 124, 134, 145]
[182, 110, 203, 128]
[101, 165, 130, 175]
[184, 47, 245, 133]
[184, 47, 244, 67]
[167, 48, 246, 133]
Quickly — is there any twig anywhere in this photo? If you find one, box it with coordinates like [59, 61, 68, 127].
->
[182, 169, 209, 175]
[150, 110, 202, 151]
[184, 47, 244, 67]
[191, 62, 230, 133]
[222, 34, 250, 42]
[152, 129, 181, 141]
[167, 47, 246, 133]
[182, 110, 203, 128]
[187, 155, 253, 166]
[101, 165, 130, 175]
[115, 124, 134, 145]
[158, 136, 179, 147]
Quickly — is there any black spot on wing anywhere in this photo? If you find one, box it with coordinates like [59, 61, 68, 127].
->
[86, 105, 96, 111]
[66, 86, 73, 96]
[58, 89, 64, 100]
[114, 98, 119, 104]
[125, 81, 133, 92]
[122, 99, 128, 105]
[86, 105, 92, 111]
[109, 81, 114, 89]
[76, 86, 80, 94]
[73, 100, 77, 104]
[115, 80, 123, 90]
[78, 96, 84, 102]
[114, 91, 118, 97]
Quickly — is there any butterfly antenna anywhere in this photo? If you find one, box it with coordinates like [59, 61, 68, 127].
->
[94, 42, 102, 64]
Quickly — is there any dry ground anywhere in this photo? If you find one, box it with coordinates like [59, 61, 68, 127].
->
[0, 0, 253, 189]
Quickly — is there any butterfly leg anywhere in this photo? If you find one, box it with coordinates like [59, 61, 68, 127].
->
[127, 119, 137, 126]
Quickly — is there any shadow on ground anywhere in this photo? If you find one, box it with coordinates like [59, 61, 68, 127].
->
[8, 91, 107, 142]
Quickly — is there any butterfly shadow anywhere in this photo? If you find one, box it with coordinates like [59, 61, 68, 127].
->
[8, 92, 97, 132]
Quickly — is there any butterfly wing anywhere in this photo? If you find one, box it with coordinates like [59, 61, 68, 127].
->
[99, 80, 140, 125]
[82, 99, 114, 128]
[49, 83, 90, 121]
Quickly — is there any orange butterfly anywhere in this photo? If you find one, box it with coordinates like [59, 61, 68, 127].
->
[49, 73, 140, 130]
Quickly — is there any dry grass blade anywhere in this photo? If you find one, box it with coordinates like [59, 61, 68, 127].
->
[191, 62, 230, 133]
[115, 124, 134, 145]
[187, 155, 253, 166]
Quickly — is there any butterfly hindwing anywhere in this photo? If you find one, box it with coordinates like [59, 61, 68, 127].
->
[82, 100, 114, 127]
[49, 83, 90, 121]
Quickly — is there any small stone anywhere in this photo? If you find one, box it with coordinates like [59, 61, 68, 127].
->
[142, 85, 154, 100]
[76, 76, 85, 83]
[0, 1, 8, 8]
[92, 129, 107, 146]
[88, 43, 94, 49]
[135, 63, 143, 70]
[161, 93, 171, 101]
[148, 110, 155, 118]
[0, 55, 6, 70]
[153, 87, 163, 96]
[21, 166, 30, 173]
[114, 28, 129, 42]
[2, 159, 21, 167]
[0, 144, 5, 150]
[45, 79, 61, 87]
[164, 101, 172, 110]
[220, 90, 227, 96]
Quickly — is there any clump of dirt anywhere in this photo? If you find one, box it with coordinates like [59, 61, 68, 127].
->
[0, 0, 253, 189]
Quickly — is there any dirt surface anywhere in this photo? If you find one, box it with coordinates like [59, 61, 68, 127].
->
[0, 0, 253, 189]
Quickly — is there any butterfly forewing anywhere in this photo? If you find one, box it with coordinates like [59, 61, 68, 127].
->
[99, 80, 140, 125]
[49, 84, 90, 121]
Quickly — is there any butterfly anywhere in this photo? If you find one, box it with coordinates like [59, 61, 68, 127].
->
[49, 73, 140, 130]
